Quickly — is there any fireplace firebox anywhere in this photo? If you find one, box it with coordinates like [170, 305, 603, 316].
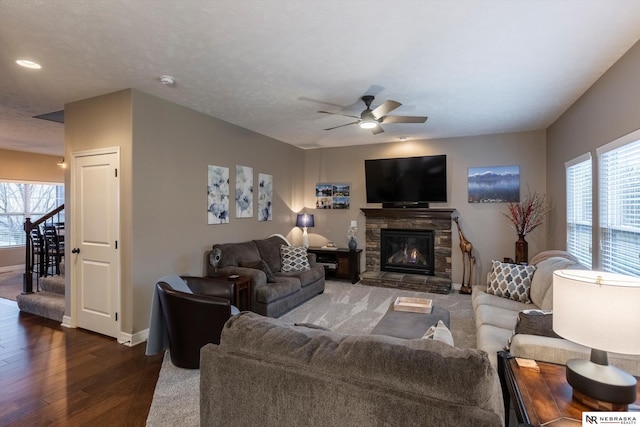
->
[380, 228, 435, 275]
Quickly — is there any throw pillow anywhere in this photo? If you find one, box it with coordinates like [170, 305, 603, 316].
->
[280, 245, 311, 272]
[422, 320, 455, 346]
[240, 259, 276, 283]
[505, 309, 561, 350]
[486, 260, 536, 303]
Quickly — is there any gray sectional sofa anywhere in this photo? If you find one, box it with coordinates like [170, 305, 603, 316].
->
[207, 235, 325, 317]
[473, 250, 640, 375]
[200, 312, 504, 427]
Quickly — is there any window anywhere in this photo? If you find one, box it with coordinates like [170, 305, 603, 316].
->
[597, 131, 640, 276]
[565, 153, 592, 268]
[0, 181, 64, 247]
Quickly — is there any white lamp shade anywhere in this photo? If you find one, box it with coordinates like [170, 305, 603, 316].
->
[553, 269, 640, 355]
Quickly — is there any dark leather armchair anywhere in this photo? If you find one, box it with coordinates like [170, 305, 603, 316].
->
[156, 276, 237, 369]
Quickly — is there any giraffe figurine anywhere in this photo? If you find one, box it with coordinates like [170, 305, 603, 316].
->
[453, 216, 474, 294]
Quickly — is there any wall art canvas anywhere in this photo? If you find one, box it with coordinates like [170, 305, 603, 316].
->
[316, 183, 350, 209]
[258, 173, 273, 222]
[207, 165, 230, 224]
[468, 165, 520, 203]
[235, 165, 254, 218]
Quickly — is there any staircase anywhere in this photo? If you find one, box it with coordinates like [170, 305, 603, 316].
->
[16, 263, 65, 322]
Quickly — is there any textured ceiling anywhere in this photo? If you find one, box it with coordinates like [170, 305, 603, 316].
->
[2, 1, 640, 156]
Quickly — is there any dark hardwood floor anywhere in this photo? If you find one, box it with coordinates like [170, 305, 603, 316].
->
[0, 298, 163, 426]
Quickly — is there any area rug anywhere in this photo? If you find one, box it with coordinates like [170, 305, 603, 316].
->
[0, 270, 24, 302]
[145, 281, 476, 426]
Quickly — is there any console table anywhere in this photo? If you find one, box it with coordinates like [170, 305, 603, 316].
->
[307, 247, 362, 284]
[497, 351, 640, 426]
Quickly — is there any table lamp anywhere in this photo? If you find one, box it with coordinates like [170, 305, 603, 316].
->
[553, 269, 640, 410]
[296, 213, 314, 248]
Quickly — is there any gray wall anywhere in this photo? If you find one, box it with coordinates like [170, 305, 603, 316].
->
[66, 89, 305, 334]
[303, 130, 547, 286]
[546, 39, 640, 265]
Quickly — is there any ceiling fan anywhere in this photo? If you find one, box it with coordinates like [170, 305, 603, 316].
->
[319, 95, 428, 135]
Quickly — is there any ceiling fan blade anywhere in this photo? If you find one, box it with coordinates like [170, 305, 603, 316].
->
[324, 121, 359, 131]
[371, 125, 385, 135]
[318, 111, 360, 120]
[371, 100, 401, 119]
[381, 115, 428, 124]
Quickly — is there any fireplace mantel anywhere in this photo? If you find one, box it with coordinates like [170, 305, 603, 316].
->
[361, 208, 457, 219]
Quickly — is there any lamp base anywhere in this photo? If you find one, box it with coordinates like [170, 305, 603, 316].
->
[566, 357, 637, 406]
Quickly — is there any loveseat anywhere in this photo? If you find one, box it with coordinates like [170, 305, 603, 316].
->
[207, 235, 325, 317]
[200, 312, 504, 427]
[473, 250, 640, 375]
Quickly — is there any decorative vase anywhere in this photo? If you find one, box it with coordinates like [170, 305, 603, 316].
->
[348, 237, 357, 251]
[515, 234, 528, 264]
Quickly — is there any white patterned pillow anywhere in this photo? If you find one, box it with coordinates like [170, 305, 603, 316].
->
[487, 260, 536, 303]
[422, 320, 455, 346]
[280, 245, 311, 272]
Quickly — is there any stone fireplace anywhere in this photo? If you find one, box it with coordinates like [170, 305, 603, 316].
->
[360, 208, 456, 294]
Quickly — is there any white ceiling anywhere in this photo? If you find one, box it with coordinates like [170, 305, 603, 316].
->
[2, 1, 640, 156]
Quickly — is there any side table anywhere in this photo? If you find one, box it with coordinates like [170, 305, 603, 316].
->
[307, 247, 362, 284]
[497, 351, 640, 426]
[227, 275, 252, 311]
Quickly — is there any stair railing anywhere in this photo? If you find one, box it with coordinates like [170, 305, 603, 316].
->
[23, 204, 65, 294]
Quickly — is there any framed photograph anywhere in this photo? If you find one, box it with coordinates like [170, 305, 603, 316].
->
[258, 173, 272, 221]
[236, 165, 254, 218]
[468, 165, 520, 203]
[316, 183, 350, 209]
[207, 165, 230, 224]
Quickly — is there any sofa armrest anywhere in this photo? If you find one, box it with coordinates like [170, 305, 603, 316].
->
[307, 252, 317, 266]
[510, 334, 640, 377]
[183, 276, 236, 302]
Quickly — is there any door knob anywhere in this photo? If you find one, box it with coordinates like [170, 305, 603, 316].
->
[72, 248, 80, 254]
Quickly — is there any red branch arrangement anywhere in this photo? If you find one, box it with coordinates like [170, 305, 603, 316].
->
[503, 191, 550, 236]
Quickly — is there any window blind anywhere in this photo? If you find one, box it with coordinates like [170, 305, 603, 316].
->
[598, 136, 640, 276]
[0, 182, 64, 247]
[565, 153, 592, 268]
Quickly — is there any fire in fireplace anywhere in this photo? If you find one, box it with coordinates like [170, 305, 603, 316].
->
[380, 228, 435, 275]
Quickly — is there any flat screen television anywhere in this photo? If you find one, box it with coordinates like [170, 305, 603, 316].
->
[364, 154, 447, 207]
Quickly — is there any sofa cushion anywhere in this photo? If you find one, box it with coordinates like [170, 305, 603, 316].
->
[276, 264, 324, 286]
[255, 276, 301, 304]
[422, 320, 454, 346]
[240, 259, 276, 283]
[253, 236, 286, 272]
[280, 245, 311, 272]
[487, 260, 536, 303]
[472, 286, 531, 312]
[475, 304, 523, 330]
[529, 256, 586, 309]
[214, 240, 261, 268]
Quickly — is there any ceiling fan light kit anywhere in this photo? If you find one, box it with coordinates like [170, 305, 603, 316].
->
[319, 95, 428, 135]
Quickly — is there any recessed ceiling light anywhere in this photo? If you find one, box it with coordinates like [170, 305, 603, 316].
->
[398, 136, 408, 141]
[16, 59, 42, 69]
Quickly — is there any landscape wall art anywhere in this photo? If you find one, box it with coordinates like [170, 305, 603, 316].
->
[467, 165, 520, 203]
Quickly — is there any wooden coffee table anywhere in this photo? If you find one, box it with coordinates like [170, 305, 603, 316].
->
[497, 351, 640, 427]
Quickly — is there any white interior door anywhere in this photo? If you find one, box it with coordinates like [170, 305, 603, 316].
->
[71, 149, 120, 338]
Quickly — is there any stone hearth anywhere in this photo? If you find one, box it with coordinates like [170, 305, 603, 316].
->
[360, 208, 456, 294]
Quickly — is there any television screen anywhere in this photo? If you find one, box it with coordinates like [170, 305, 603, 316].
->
[365, 155, 447, 204]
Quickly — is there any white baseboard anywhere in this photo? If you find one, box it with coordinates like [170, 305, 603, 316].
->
[118, 328, 148, 347]
[61, 315, 73, 328]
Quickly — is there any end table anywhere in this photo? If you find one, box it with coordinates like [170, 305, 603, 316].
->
[227, 275, 252, 311]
